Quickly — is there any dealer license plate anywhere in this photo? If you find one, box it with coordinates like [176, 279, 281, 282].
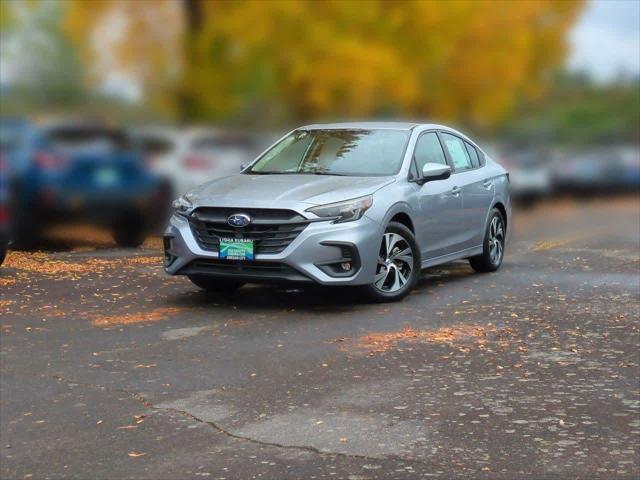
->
[219, 238, 254, 260]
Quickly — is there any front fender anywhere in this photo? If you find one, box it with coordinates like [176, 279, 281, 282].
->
[377, 201, 417, 230]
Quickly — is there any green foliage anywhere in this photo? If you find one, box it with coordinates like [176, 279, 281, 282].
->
[0, 0, 88, 114]
[503, 74, 640, 145]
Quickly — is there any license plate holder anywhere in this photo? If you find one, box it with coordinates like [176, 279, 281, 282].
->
[94, 167, 120, 186]
[219, 238, 254, 260]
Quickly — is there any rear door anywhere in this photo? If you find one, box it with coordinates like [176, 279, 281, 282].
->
[438, 132, 481, 251]
[411, 131, 463, 260]
[462, 141, 494, 246]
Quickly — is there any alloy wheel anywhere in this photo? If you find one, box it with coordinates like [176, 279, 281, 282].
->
[374, 233, 414, 293]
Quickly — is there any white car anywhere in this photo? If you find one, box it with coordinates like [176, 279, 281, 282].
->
[134, 126, 261, 196]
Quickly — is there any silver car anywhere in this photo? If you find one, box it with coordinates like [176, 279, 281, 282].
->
[164, 122, 511, 301]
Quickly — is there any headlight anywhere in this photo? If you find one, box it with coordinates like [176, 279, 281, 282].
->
[306, 195, 373, 223]
[172, 194, 193, 215]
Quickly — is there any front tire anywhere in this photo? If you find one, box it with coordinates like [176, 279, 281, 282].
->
[187, 275, 245, 293]
[469, 208, 506, 273]
[0, 243, 6, 266]
[360, 222, 420, 302]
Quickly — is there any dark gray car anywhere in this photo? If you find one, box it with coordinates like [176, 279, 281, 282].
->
[164, 122, 511, 301]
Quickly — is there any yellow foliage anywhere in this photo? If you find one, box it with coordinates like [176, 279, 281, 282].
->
[64, 0, 583, 127]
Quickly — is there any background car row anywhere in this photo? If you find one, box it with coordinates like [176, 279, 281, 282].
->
[0, 116, 638, 260]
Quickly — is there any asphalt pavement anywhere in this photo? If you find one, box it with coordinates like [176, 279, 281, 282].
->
[1, 197, 639, 479]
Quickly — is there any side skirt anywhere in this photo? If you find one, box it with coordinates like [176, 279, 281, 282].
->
[420, 245, 483, 269]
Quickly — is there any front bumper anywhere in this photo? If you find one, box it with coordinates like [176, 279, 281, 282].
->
[163, 212, 383, 286]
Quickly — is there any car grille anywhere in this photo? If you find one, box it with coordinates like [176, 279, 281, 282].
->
[188, 207, 311, 255]
[180, 259, 310, 282]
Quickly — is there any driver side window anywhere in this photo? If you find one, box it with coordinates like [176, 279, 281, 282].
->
[414, 132, 447, 175]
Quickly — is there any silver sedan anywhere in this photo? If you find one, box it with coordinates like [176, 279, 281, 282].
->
[164, 122, 511, 302]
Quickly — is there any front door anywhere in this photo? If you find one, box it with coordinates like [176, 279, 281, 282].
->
[411, 131, 464, 260]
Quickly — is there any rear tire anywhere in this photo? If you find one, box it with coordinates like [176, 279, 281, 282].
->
[0, 244, 6, 266]
[113, 228, 146, 248]
[188, 275, 245, 293]
[11, 215, 40, 250]
[360, 222, 420, 302]
[469, 208, 505, 273]
[112, 217, 146, 248]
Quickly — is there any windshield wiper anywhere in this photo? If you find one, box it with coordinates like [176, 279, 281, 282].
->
[247, 170, 349, 176]
[310, 171, 348, 176]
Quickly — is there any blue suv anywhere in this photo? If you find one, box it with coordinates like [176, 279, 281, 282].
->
[3, 120, 169, 248]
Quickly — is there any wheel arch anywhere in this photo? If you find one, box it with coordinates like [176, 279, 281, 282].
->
[492, 201, 508, 232]
[389, 212, 415, 233]
[380, 202, 416, 233]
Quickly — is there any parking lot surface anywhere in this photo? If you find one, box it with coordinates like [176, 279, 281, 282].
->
[1, 197, 639, 479]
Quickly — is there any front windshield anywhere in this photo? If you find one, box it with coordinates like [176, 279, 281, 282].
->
[247, 129, 409, 176]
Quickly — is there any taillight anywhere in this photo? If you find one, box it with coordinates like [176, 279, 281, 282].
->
[35, 151, 67, 170]
[0, 205, 7, 227]
[182, 154, 212, 171]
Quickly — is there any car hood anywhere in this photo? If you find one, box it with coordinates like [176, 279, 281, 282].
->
[188, 174, 395, 208]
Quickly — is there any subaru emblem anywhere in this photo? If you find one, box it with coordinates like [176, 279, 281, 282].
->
[227, 213, 251, 227]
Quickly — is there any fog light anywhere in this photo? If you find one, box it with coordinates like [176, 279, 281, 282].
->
[340, 262, 351, 271]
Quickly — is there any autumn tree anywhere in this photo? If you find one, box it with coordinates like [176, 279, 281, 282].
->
[64, 0, 584, 129]
[0, 0, 87, 112]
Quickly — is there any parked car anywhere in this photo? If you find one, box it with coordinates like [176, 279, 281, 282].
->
[164, 122, 511, 302]
[0, 155, 8, 265]
[5, 121, 168, 248]
[552, 147, 640, 195]
[133, 126, 261, 196]
[499, 149, 552, 206]
[0, 118, 28, 264]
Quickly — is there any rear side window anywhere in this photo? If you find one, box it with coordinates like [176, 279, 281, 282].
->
[464, 142, 480, 168]
[440, 133, 472, 171]
[414, 132, 447, 174]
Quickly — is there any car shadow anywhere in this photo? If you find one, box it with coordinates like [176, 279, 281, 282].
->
[413, 261, 476, 291]
[163, 261, 476, 313]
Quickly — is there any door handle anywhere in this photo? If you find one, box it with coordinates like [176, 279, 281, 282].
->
[483, 179, 493, 189]
[450, 186, 461, 196]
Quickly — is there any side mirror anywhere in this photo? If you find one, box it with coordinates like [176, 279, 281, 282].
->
[418, 162, 451, 184]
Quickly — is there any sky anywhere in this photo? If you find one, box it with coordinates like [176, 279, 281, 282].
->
[569, 0, 640, 82]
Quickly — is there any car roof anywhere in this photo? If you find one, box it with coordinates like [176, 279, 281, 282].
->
[298, 121, 458, 132]
[300, 121, 418, 130]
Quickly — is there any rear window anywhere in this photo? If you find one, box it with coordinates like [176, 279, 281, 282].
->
[191, 135, 254, 151]
[464, 142, 480, 168]
[138, 136, 175, 156]
[47, 127, 131, 151]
